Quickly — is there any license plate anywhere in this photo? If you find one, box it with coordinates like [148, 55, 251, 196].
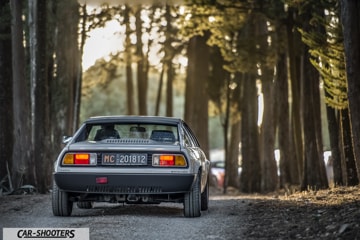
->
[102, 153, 147, 165]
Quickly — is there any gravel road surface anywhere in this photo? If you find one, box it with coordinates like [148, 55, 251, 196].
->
[0, 189, 247, 240]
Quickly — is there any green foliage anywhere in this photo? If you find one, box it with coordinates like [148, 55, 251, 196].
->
[85, 4, 122, 31]
[180, 0, 287, 74]
[81, 53, 123, 99]
[179, 2, 248, 75]
[297, 0, 347, 109]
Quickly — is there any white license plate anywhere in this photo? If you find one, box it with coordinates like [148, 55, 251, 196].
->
[102, 153, 147, 165]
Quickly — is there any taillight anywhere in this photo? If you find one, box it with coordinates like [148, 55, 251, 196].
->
[62, 153, 97, 165]
[160, 155, 175, 166]
[152, 154, 187, 167]
[74, 154, 90, 164]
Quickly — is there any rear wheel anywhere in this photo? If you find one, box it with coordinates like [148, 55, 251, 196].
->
[52, 181, 73, 216]
[201, 177, 209, 211]
[183, 172, 201, 218]
[77, 201, 93, 209]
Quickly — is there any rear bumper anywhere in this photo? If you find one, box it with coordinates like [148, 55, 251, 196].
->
[54, 172, 195, 194]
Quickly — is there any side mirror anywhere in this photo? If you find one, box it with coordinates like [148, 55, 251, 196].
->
[62, 136, 72, 144]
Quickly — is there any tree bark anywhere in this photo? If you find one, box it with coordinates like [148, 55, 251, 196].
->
[165, 5, 174, 117]
[255, 13, 278, 193]
[135, 7, 147, 115]
[287, 8, 303, 183]
[226, 116, 241, 189]
[340, 0, 360, 180]
[155, 66, 164, 116]
[240, 73, 261, 193]
[301, 46, 328, 191]
[224, 73, 242, 190]
[326, 105, 343, 186]
[124, 5, 134, 115]
[0, 0, 14, 189]
[29, 0, 52, 193]
[276, 53, 299, 188]
[53, 0, 79, 139]
[260, 72, 278, 192]
[340, 109, 359, 185]
[11, 0, 35, 189]
[165, 59, 174, 117]
[74, 3, 86, 130]
[222, 76, 230, 192]
[184, 34, 210, 157]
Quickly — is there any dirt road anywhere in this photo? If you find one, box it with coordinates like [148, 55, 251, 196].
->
[2, 186, 359, 239]
[0, 189, 246, 240]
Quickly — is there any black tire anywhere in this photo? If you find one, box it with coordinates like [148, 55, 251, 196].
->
[183, 172, 201, 218]
[52, 181, 73, 216]
[77, 201, 93, 209]
[201, 177, 209, 211]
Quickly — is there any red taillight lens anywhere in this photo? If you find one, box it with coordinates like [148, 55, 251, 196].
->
[74, 154, 90, 164]
[159, 155, 175, 166]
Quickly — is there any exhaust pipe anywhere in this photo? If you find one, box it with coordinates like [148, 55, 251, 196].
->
[127, 195, 139, 202]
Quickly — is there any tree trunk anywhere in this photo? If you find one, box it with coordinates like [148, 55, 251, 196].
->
[276, 53, 298, 188]
[124, 5, 134, 115]
[165, 62, 174, 117]
[256, 14, 278, 193]
[11, 0, 35, 189]
[340, 109, 359, 186]
[240, 73, 261, 193]
[340, 0, 360, 180]
[311, 59, 328, 188]
[53, 0, 79, 145]
[287, 9, 303, 183]
[165, 5, 173, 117]
[226, 116, 241, 189]
[0, 0, 14, 190]
[74, 3, 87, 130]
[29, 0, 52, 193]
[208, 46, 227, 111]
[224, 73, 242, 190]
[155, 66, 164, 116]
[326, 105, 343, 186]
[135, 7, 147, 115]
[222, 76, 230, 192]
[260, 72, 278, 192]
[301, 47, 328, 191]
[312, 62, 327, 184]
[184, 34, 210, 156]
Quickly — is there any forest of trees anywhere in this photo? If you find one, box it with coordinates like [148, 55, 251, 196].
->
[1, 0, 360, 195]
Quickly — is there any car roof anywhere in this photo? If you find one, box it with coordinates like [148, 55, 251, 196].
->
[84, 115, 183, 125]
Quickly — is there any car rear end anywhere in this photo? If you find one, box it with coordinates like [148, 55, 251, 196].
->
[54, 142, 196, 203]
[52, 116, 207, 217]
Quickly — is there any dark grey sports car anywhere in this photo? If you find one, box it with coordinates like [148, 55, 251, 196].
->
[52, 116, 210, 217]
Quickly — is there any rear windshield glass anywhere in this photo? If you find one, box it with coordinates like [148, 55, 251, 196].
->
[75, 123, 179, 144]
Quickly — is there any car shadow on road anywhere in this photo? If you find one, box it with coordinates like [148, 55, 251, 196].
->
[70, 203, 184, 218]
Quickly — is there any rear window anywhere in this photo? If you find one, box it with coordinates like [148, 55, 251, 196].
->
[75, 123, 179, 144]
